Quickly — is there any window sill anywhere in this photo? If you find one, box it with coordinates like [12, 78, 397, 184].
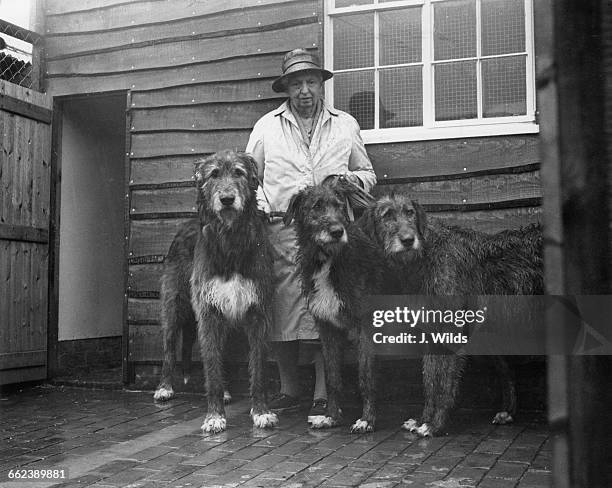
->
[361, 121, 540, 145]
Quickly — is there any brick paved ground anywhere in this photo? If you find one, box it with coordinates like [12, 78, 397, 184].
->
[0, 385, 551, 488]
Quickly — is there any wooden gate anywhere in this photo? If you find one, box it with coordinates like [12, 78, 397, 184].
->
[0, 80, 52, 385]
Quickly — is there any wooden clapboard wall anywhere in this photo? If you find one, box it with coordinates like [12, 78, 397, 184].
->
[43, 0, 322, 368]
[43, 0, 541, 372]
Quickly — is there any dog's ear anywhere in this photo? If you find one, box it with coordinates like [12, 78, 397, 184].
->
[411, 200, 427, 237]
[194, 160, 205, 185]
[284, 192, 303, 226]
[358, 203, 378, 242]
[238, 152, 260, 191]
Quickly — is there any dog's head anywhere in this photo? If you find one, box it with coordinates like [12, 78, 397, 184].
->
[284, 184, 350, 257]
[359, 195, 426, 260]
[194, 150, 259, 227]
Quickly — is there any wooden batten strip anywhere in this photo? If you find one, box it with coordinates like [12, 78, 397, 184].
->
[0, 94, 53, 124]
[421, 197, 541, 213]
[45, 0, 159, 16]
[0, 224, 49, 244]
[131, 212, 197, 221]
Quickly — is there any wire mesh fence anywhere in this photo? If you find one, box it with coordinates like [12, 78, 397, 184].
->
[0, 18, 42, 90]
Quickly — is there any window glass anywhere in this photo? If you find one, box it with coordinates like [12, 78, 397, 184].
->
[435, 60, 477, 121]
[482, 0, 525, 56]
[482, 55, 527, 117]
[379, 8, 422, 65]
[333, 13, 375, 70]
[380, 66, 423, 128]
[333, 70, 376, 129]
[434, 0, 477, 61]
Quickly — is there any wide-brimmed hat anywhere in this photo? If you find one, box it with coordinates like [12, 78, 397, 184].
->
[272, 48, 333, 93]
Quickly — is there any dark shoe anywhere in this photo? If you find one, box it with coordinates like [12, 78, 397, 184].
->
[307, 398, 328, 423]
[269, 394, 300, 412]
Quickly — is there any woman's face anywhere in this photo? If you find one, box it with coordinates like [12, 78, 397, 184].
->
[286, 70, 323, 113]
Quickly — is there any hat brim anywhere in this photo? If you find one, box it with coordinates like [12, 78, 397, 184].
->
[272, 67, 333, 93]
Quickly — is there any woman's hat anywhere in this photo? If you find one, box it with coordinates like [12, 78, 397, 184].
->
[272, 48, 333, 93]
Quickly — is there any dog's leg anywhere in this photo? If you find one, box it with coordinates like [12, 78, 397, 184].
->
[350, 327, 376, 433]
[154, 285, 181, 402]
[247, 312, 278, 429]
[181, 320, 196, 386]
[311, 323, 343, 429]
[492, 356, 516, 424]
[198, 312, 228, 434]
[403, 355, 466, 436]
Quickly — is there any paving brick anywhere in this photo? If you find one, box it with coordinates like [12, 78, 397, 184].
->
[462, 452, 499, 468]
[477, 476, 519, 488]
[226, 445, 274, 461]
[180, 447, 228, 466]
[445, 464, 488, 486]
[321, 466, 376, 486]
[517, 469, 552, 488]
[487, 460, 528, 480]
[192, 457, 248, 475]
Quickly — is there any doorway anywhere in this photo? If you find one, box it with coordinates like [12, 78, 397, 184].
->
[52, 92, 128, 381]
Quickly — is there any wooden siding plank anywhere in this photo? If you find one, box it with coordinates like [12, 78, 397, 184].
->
[130, 130, 250, 158]
[46, 0, 307, 32]
[46, 2, 317, 58]
[130, 218, 193, 257]
[46, 23, 318, 76]
[46, 54, 282, 96]
[368, 135, 540, 180]
[129, 263, 164, 296]
[0, 350, 46, 370]
[131, 80, 283, 108]
[130, 157, 200, 185]
[131, 188, 198, 215]
[131, 100, 279, 132]
[128, 298, 161, 324]
[45, 0, 153, 15]
[374, 171, 541, 206]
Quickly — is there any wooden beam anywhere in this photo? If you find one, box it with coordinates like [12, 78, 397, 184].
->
[0, 93, 52, 124]
[536, 0, 612, 487]
[0, 224, 49, 244]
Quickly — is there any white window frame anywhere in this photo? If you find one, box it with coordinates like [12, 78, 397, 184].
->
[323, 0, 538, 144]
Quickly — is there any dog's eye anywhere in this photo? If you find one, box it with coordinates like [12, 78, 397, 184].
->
[209, 168, 219, 178]
[404, 209, 415, 217]
[233, 168, 246, 178]
[313, 200, 323, 211]
[381, 208, 395, 219]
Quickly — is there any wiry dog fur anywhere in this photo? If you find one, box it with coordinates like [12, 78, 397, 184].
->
[153, 150, 278, 433]
[359, 194, 543, 436]
[285, 184, 388, 433]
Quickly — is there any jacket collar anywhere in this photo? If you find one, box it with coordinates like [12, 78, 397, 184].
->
[273, 100, 340, 122]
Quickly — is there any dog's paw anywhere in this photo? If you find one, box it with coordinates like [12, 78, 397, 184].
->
[492, 411, 514, 425]
[223, 390, 232, 405]
[201, 414, 227, 433]
[402, 418, 419, 432]
[350, 418, 374, 434]
[153, 386, 174, 402]
[250, 409, 279, 429]
[309, 415, 339, 429]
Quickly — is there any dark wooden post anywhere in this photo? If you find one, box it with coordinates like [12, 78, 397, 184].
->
[535, 0, 612, 487]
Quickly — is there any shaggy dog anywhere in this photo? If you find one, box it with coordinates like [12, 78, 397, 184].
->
[153, 150, 278, 433]
[284, 183, 389, 433]
[359, 195, 543, 436]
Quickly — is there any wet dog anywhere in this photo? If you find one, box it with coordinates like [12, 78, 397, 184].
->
[153, 150, 278, 433]
[359, 195, 543, 436]
[285, 183, 388, 433]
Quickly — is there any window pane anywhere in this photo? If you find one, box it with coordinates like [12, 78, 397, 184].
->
[335, 0, 372, 7]
[380, 66, 423, 128]
[333, 13, 374, 70]
[482, 55, 526, 117]
[482, 0, 525, 56]
[333, 71, 375, 130]
[434, 0, 476, 61]
[380, 8, 422, 65]
[434, 60, 477, 121]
